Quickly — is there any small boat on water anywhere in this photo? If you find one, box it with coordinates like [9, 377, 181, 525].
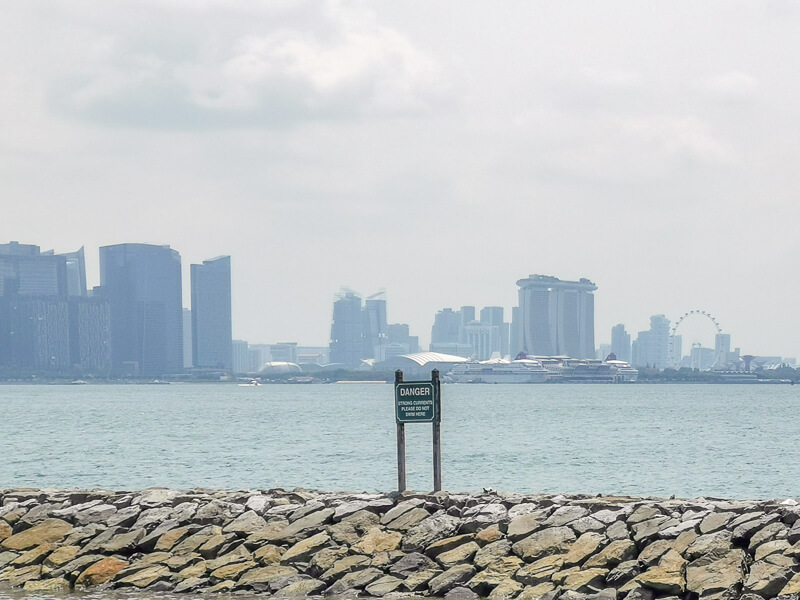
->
[238, 379, 261, 387]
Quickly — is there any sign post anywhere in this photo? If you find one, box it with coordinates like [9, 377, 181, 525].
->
[394, 369, 442, 492]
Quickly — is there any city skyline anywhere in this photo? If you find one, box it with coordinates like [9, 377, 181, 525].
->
[0, 237, 792, 361]
[4, 3, 800, 358]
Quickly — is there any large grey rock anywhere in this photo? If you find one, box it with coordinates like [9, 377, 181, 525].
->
[74, 503, 117, 525]
[731, 513, 780, 543]
[460, 503, 508, 533]
[106, 506, 141, 528]
[699, 511, 735, 534]
[474, 539, 512, 568]
[512, 526, 576, 561]
[223, 510, 267, 535]
[429, 564, 477, 596]
[325, 566, 383, 594]
[380, 499, 425, 525]
[743, 559, 794, 597]
[686, 549, 747, 597]
[194, 499, 244, 525]
[544, 506, 589, 527]
[402, 513, 461, 551]
[507, 512, 548, 542]
[389, 552, 437, 577]
[136, 488, 179, 508]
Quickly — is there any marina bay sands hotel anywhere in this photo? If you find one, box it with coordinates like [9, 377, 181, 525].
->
[515, 274, 597, 359]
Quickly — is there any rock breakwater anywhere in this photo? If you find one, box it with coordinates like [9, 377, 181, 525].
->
[1, 488, 800, 599]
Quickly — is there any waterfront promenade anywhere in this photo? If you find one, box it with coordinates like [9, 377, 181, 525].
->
[1, 487, 799, 598]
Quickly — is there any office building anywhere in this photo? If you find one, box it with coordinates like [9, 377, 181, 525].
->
[362, 293, 388, 362]
[99, 243, 183, 376]
[387, 323, 419, 355]
[68, 297, 111, 373]
[631, 315, 671, 369]
[329, 290, 363, 368]
[191, 256, 232, 370]
[0, 242, 105, 373]
[232, 340, 249, 374]
[610, 324, 631, 363]
[431, 308, 461, 346]
[183, 309, 193, 368]
[516, 275, 596, 359]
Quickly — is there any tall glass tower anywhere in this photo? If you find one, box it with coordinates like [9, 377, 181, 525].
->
[99, 243, 183, 376]
[191, 256, 232, 370]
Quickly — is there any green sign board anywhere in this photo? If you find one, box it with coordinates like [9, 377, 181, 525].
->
[395, 382, 436, 423]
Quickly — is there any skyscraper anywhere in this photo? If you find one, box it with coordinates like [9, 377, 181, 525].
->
[516, 275, 596, 359]
[631, 315, 671, 368]
[191, 256, 232, 370]
[99, 243, 183, 376]
[610, 324, 631, 362]
[362, 292, 388, 362]
[329, 290, 363, 368]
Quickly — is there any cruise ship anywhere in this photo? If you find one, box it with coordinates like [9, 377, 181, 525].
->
[447, 358, 551, 383]
[447, 355, 638, 383]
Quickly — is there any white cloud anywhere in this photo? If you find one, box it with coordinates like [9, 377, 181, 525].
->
[50, 0, 451, 129]
[706, 70, 759, 100]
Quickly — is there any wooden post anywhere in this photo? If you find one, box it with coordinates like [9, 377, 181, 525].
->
[432, 369, 442, 492]
[395, 369, 406, 492]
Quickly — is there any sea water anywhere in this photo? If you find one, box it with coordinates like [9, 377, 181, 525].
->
[0, 383, 798, 499]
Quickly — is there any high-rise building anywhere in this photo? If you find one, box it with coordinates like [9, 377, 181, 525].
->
[0, 242, 98, 372]
[183, 308, 193, 368]
[387, 323, 419, 355]
[191, 256, 232, 370]
[329, 290, 363, 368]
[99, 243, 183, 376]
[232, 340, 249, 374]
[610, 324, 631, 362]
[431, 308, 461, 346]
[516, 275, 596, 359]
[68, 297, 111, 373]
[362, 293, 388, 362]
[631, 315, 671, 369]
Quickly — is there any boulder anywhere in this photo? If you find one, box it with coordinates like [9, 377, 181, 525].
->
[749, 521, 788, 550]
[507, 512, 547, 542]
[447, 585, 480, 600]
[75, 557, 129, 586]
[102, 528, 145, 553]
[461, 503, 508, 533]
[466, 556, 524, 594]
[571, 516, 605, 534]
[781, 572, 800, 595]
[476, 524, 505, 545]
[686, 549, 747, 597]
[271, 508, 335, 542]
[325, 566, 383, 594]
[606, 521, 629, 541]
[515, 555, 565, 586]
[380, 499, 426, 525]
[699, 511, 735, 534]
[209, 560, 256, 581]
[544, 506, 589, 527]
[116, 564, 171, 588]
[274, 577, 325, 596]
[194, 499, 245, 525]
[487, 578, 523, 600]
[0, 522, 11, 542]
[685, 530, 733, 560]
[389, 551, 438, 577]
[438, 542, 480, 569]
[364, 574, 404, 596]
[559, 568, 608, 594]
[74, 503, 117, 526]
[743, 559, 794, 597]
[755, 538, 792, 561]
[0, 565, 42, 586]
[282, 531, 331, 563]
[235, 565, 298, 590]
[403, 567, 443, 591]
[403, 513, 462, 551]
[23, 577, 71, 592]
[512, 526, 576, 561]
[11, 542, 53, 567]
[637, 539, 673, 566]
[223, 510, 268, 535]
[429, 564, 477, 595]
[516, 582, 557, 600]
[1, 518, 71, 551]
[605, 560, 639, 586]
[254, 544, 285, 566]
[474, 539, 512, 568]
[43, 545, 80, 568]
[583, 539, 636, 569]
[637, 565, 685, 595]
[426, 534, 476, 558]
[386, 508, 430, 531]
[321, 554, 371, 581]
[352, 527, 402, 555]
[562, 532, 605, 567]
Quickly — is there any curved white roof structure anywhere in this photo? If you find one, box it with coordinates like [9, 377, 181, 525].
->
[399, 352, 470, 367]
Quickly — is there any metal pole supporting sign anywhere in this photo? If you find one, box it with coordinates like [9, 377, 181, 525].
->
[394, 369, 442, 492]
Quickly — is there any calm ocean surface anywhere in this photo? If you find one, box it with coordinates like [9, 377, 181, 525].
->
[0, 383, 798, 499]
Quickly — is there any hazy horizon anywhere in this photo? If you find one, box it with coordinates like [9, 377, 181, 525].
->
[4, 1, 800, 357]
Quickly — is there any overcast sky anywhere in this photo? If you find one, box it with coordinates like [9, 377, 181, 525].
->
[3, 1, 800, 356]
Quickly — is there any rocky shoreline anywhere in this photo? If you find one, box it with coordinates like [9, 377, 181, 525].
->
[1, 488, 800, 599]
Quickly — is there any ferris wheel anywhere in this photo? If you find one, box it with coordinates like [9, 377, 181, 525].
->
[668, 310, 724, 369]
